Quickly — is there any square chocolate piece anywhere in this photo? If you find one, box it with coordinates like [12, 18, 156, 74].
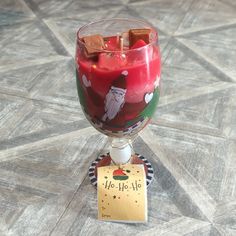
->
[83, 34, 105, 55]
[129, 28, 151, 47]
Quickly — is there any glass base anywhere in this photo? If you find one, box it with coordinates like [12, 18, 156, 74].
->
[88, 153, 154, 188]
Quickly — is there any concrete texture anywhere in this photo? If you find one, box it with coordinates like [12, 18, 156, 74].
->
[0, 0, 236, 235]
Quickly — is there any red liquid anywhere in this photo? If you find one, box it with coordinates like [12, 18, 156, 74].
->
[76, 37, 161, 137]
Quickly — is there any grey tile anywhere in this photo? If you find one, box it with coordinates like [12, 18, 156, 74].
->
[219, 0, 236, 9]
[140, 125, 235, 222]
[133, 137, 207, 221]
[69, 0, 127, 9]
[26, 0, 73, 17]
[159, 39, 225, 99]
[184, 225, 221, 236]
[0, 58, 82, 108]
[156, 84, 236, 140]
[0, 0, 236, 234]
[214, 201, 236, 230]
[0, 58, 74, 97]
[178, 25, 236, 81]
[215, 224, 236, 236]
[129, 0, 193, 34]
[0, 21, 61, 70]
[0, 0, 35, 25]
[135, 217, 211, 236]
[29, 0, 124, 17]
[113, 5, 141, 19]
[0, 93, 86, 149]
[141, 117, 235, 230]
[176, 0, 236, 34]
[0, 129, 107, 235]
[147, 124, 234, 203]
[129, 0, 153, 3]
[27, 59, 79, 106]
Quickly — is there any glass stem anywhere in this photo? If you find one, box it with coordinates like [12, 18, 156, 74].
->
[109, 138, 133, 165]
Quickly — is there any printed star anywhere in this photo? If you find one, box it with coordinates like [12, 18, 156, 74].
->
[113, 195, 116, 199]
[126, 170, 131, 173]
[104, 176, 108, 179]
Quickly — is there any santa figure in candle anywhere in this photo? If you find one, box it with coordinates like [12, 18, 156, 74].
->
[80, 70, 159, 131]
[102, 71, 127, 122]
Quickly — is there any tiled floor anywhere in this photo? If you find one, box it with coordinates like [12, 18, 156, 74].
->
[0, 0, 236, 235]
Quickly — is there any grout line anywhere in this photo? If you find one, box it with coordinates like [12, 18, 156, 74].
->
[48, 140, 108, 236]
[150, 117, 236, 144]
[169, 37, 235, 83]
[171, 0, 196, 36]
[0, 119, 88, 151]
[161, 36, 176, 64]
[136, 216, 211, 236]
[158, 82, 235, 109]
[213, 224, 227, 236]
[174, 21, 236, 37]
[218, 0, 236, 10]
[23, 0, 71, 57]
[140, 127, 217, 222]
[0, 18, 36, 27]
[0, 89, 79, 110]
[0, 55, 72, 73]
[48, 174, 88, 236]
[35, 19, 71, 56]
[43, 19, 75, 58]
[149, 120, 227, 140]
[128, 0, 163, 6]
[176, 38, 236, 82]
[19, 0, 37, 18]
[0, 127, 96, 162]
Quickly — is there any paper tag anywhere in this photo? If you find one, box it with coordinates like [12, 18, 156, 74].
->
[97, 164, 147, 223]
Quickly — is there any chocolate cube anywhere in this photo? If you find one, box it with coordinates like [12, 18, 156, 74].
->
[83, 34, 105, 55]
[129, 29, 151, 48]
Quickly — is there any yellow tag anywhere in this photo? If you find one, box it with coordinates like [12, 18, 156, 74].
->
[97, 164, 147, 223]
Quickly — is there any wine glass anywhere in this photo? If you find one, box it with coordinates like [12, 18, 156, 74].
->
[75, 18, 161, 187]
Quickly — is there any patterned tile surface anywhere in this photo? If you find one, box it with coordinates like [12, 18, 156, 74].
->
[0, 0, 35, 25]
[175, 0, 236, 34]
[0, 0, 235, 235]
[0, 21, 65, 71]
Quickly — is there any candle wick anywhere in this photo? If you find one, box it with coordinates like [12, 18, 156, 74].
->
[120, 37, 124, 52]
[116, 33, 120, 46]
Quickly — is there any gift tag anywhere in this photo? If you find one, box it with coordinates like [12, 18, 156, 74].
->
[97, 164, 147, 223]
